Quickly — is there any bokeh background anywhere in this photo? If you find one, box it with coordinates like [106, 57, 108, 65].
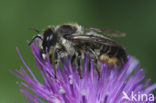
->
[0, 0, 156, 102]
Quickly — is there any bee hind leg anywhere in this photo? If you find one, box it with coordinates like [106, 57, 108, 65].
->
[77, 52, 83, 79]
[88, 58, 91, 72]
[86, 47, 101, 79]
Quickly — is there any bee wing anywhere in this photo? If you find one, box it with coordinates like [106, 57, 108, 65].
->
[84, 27, 126, 37]
[65, 34, 125, 48]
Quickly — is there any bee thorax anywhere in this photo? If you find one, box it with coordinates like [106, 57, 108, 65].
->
[61, 38, 75, 54]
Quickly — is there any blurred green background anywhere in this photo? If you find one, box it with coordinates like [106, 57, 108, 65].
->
[0, 0, 156, 102]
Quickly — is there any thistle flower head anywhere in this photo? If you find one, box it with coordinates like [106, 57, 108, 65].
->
[11, 41, 156, 103]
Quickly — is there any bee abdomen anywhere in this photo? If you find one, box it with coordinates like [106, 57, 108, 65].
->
[116, 47, 128, 64]
[99, 54, 118, 66]
[99, 46, 127, 66]
[100, 45, 109, 54]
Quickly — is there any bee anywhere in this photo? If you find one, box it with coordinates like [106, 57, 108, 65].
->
[29, 23, 128, 78]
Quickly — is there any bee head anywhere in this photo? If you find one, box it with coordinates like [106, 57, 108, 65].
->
[42, 28, 57, 51]
[29, 27, 57, 59]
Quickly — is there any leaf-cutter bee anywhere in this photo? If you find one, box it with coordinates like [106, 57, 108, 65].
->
[29, 23, 128, 78]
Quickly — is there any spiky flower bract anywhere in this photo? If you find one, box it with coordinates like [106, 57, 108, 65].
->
[11, 41, 156, 103]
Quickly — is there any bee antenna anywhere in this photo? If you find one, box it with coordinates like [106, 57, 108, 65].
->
[28, 35, 43, 46]
[28, 28, 40, 34]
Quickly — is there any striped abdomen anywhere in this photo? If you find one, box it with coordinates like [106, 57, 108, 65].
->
[99, 45, 127, 66]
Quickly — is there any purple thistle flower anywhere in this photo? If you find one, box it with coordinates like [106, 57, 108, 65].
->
[11, 41, 156, 103]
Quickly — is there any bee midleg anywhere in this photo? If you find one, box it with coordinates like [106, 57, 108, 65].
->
[71, 53, 76, 64]
[77, 51, 82, 79]
[93, 59, 101, 79]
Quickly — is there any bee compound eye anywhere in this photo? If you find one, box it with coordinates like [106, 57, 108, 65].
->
[42, 28, 57, 49]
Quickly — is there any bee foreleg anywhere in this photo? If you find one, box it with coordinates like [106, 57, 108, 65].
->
[40, 48, 46, 60]
[54, 49, 61, 79]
